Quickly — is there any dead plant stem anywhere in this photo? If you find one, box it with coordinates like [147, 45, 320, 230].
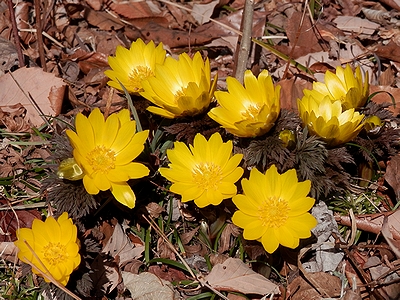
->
[234, 0, 254, 83]
[6, 0, 25, 67]
[34, 0, 47, 71]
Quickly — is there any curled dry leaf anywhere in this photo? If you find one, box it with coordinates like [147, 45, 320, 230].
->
[385, 154, 400, 199]
[102, 222, 145, 266]
[146, 202, 165, 218]
[382, 210, 400, 259]
[205, 257, 280, 295]
[0, 67, 65, 127]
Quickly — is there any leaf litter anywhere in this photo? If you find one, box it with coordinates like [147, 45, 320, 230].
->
[1, 0, 400, 299]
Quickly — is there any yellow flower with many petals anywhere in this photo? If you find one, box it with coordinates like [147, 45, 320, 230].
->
[14, 212, 81, 286]
[232, 165, 317, 253]
[140, 52, 217, 118]
[105, 39, 166, 93]
[304, 64, 369, 110]
[208, 70, 280, 137]
[159, 132, 243, 208]
[66, 108, 150, 208]
[298, 95, 364, 147]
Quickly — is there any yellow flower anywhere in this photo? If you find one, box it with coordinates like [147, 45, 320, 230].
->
[364, 115, 383, 135]
[66, 108, 149, 208]
[105, 38, 166, 93]
[232, 165, 317, 253]
[14, 212, 81, 286]
[208, 70, 280, 137]
[159, 132, 244, 208]
[279, 129, 296, 149]
[140, 52, 217, 118]
[305, 64, 369, 110]
[298, 95, 364, 146]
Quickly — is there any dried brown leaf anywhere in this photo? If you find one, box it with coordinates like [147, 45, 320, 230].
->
[334, 16, 380, 35]
[147, 265, 187, 282]
[0, 199, 42, 242]
[276, 77, 312, 111]
[102, 222, 144, 266]
[0, 242, 19, 262]
[84, 7, 124, 31]
[382, 210, 400, 258]
[385, 154, 400, 199]
[0, 67, 65, 127]
[218, 223, 241, 253]
[146, 202, 165, 218]
[288, 272, 342, 299]
[205, 257, 280, 295]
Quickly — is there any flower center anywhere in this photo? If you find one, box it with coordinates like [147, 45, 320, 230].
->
[192, 162, 223, 190]
[128, 65, 154, 92]
[87, 145, 116, 174]
[241, 102, 261, 120]
[43, 242, 68, 266]
[258, 197, 290, 228]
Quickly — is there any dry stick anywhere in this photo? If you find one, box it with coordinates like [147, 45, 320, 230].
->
[142, 214, 230, 300]
[34, 0, 47, 71]
[234, 0, 254, 84]
[6, 0, 25, 67]
[158, 0, 312, 75]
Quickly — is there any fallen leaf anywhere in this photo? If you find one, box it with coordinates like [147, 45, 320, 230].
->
[0, 67, 66, 127]
[382, 210, 400, 258]
[122, 271, 179, 300]
[287, 272, 342, 299]
[205, 257, 280, 295]
[191, 0, 219, 25]
[84, 7, 124, 31]
[148, 265, 187, 282]
[0, 242, 19, 262]
[378, 0, 400, 11]
[0, 199, 42, 242]
[334, 16, 380, 35]
[369, 85, 400, 115]
[102, 222, 144, 266]
[385, 154, 400, 199]
[277, 77, 313, 111]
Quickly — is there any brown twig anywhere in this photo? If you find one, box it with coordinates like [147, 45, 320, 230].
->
[7, 0, 25, 67]
[34, 0, 47, 71]
[233, 0, 254, 84]
[335, 211, 400, 240]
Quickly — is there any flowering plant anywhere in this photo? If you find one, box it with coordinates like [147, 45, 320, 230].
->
[66, 108, 149, 208]
[303, 64, 369, 110]
[14, 212, 81, 286]
[208, 70, 280, 137]
[140, 52, 217, 118]
[159, 132, 243, 208]
[298, 95, 365, 146]
[232, 165, 317, 253]
[105, 38, 166, 93]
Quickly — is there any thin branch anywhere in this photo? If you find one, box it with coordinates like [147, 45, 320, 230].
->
[234, 0, 254, 84]
[7, 0, 25, 67]
[34, 0, 47, 71]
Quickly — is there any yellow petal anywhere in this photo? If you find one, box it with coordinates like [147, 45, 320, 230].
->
[111, 182, 136, 208]
[260, 228, 280, 253]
